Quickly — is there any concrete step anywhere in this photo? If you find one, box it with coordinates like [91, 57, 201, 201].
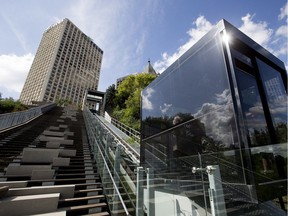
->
[8, 184, 75, 198]
[0, 193, 60, 216]
[75, 188, 103, 194]
[60, 202, 107, 212]
[75, 182, 102, 188]
[29, 176, 100, 184]
[59, 194, 105, 203]
[30, 210, 66, 216]
[82, 212, 110, 216]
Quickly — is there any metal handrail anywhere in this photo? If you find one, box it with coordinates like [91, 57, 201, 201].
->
[104, 112, 140, 143]
[112, 118, 140, 137]
[96, 114, 140, 163]
[0, 103, 56, 131]
[83, 108, 131, 215]
[96, 140, 130, 216]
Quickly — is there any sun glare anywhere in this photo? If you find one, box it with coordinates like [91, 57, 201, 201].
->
[222, 32, 231, 43]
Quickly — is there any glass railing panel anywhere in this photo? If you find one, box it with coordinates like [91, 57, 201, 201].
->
[85, 107, 287, 215]
[199, 148, 287, 216]
[137, 148, 287, 215]
[83, 107, 137, 215]
[137, 154, 210, 216]
[0, 103, 55, 131]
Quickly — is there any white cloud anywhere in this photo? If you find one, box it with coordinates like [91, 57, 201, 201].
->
[160, 103, 172, 114]
[215, 89, 232, 105]
[142, 87, 154, 110]
[66, 1, 156, 66]
[278, 2, 288, 20]
[238, 11, 287, 62]
[194, 89, 234, 147]
[154, 12, 287, 74]
[0, 53, 34, 99]
[136, 33, 146, 56]
[273, 3, 288, 59]
[239, 13, 273, 48]
[153, 16, 213, 73]
[275, 25, 287, 38]
[1, 13, 29, 53]
[51, 16, 62, 24]
[65, 0, 160, 90]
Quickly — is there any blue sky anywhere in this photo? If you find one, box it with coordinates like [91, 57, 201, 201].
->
[0, 0, 287, 99]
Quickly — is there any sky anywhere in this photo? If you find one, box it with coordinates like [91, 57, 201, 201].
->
[0, 0, 287, 99]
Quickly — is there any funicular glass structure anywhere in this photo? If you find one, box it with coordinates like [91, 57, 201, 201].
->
[140, 19, 287, 215]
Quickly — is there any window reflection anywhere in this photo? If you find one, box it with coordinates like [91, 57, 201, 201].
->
[143, 95, 237, 160]
[140, 23, 288, 210]
[257, 59, 287, 144]
[235, 69, 271, 146]
[142, 36, 233, 143]
[250, 143, 287, 183]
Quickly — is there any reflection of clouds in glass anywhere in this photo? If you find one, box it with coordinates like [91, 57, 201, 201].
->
[249, 102, 264, 115]
[245, 96, 287, 130]
[160, 103, 172, 114]
[246, 118, 268, 130]
[249, 97, 287, 117]
[216, 88, 232, 104]
[268, 96, 287, 115]
[195, 89, 234, 146]
[251, 143, 287, 158]
[142, 87, 154, 110]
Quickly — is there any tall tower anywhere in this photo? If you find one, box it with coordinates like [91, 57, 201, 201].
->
[20, 18, 103, 105]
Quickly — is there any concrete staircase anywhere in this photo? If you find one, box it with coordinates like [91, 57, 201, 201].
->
[0, 106, 110, 216]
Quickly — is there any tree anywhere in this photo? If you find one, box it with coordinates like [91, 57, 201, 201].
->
[105, 84, 116, 113]
[0, 97, 28, 114]
[111, 73, 157, 130]
[115, 75, 136, 109]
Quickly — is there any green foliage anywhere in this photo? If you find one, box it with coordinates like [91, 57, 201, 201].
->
[109, 73, 156, 131]
[0, 97, 28, 114]
[105, 84, 116, 113]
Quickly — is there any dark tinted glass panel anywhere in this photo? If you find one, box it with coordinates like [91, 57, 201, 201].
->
[142, 36, 232, 140]
[250, 143, 287, 182]
[143, 102, 237, 163]
[235, 69, 271, 146]
[142, 103, 241, 177]
[257, 58, 287, 144]
[233, 49, 253, 67]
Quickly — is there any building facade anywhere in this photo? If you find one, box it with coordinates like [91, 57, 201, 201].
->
[141, 19, 287, 215]
[20, 18, 103, 106]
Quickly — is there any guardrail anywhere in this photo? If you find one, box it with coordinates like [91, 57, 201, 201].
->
[0, 103, 56, 131]
[104, 112, 140, 143]
[96, 137, 130, 216]
[84, 107, 137, 215]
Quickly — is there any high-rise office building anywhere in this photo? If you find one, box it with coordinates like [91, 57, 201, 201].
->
[20, 18, 103, 106]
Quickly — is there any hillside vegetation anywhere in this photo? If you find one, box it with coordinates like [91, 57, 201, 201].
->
[0, 95, 28, 114]
[105, 73, 156, 131]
